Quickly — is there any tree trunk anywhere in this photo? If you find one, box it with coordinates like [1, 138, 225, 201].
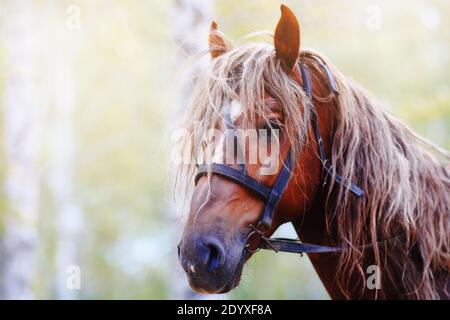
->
[49, 12, 82, 299]
[173, 0, 212, 110]
[0, 1, 41, 299]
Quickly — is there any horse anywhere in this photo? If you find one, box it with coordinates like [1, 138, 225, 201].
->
[176, 5, 450, 299]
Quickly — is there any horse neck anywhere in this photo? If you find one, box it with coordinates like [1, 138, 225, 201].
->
[289, 97, 410, 299]
[290, 97, 351, 299]
[285, 68, 450, 299]
[288, 99, 375, 299]
[293, 190, 347, 299]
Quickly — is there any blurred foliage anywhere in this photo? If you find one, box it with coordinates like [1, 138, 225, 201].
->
[0, 0, 448, 299]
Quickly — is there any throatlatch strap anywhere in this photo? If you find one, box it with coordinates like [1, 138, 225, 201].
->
[304, 62, 364, 198]
[310, 56, 339, 96]
[300, 63, 312, 97]
[323, 162, 364, 197]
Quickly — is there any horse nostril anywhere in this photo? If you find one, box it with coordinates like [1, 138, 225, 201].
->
[177, 242, 181, 259]
[196, 236, 225, 272]
[206, 243, 221, 272]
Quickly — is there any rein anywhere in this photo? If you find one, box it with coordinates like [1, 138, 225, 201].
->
[195, 58, 364, 256]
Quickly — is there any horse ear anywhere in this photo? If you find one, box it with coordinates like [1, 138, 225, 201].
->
[209, 21, 230, 59]
[274, 4, 300, 72]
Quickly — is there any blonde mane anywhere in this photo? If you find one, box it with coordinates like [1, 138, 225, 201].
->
[176, 41, 450, 299]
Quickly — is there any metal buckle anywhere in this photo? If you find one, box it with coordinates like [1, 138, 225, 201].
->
[245, 226, 261, 253]
[245, 223, 279, 253]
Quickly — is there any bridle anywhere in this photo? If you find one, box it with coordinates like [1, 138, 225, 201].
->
[194, 58, 364, 256]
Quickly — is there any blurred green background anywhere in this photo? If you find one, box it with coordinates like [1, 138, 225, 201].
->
[0, 0, 448, 299]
